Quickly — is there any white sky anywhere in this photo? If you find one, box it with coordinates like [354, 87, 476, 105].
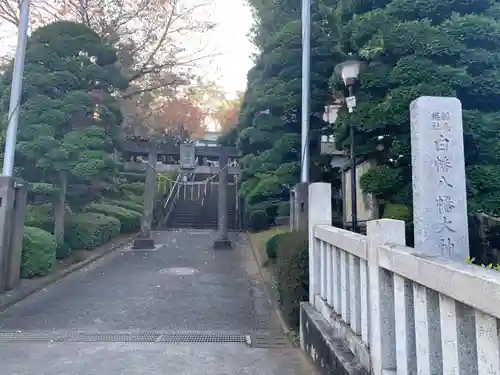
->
[0, 0, 255, 97]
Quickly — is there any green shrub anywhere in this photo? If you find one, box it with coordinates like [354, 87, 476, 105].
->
[85, 203, 141, 233]
[126, 194, 144, 204]
[56, 242, 72, 259]
[120, 182, 145, 196]
[27, 183, 58, 204]
[24, 204, 54, 233]
[21, 226, 57, 278]
[120, 172, 146, 183]
[265, 232, 289, 260]
[107, 200, 143, 213]
[65, 213, 121, 250]
[383, 203, 411, 222]
[249, 209, 269, 232]
[277, 202, 290, 217]
[276, 231, 308, 329]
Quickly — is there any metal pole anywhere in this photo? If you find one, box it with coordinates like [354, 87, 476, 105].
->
[300, 0, 311, 183]
[348, 85, 358, 233]
[3, 0, 31, 177]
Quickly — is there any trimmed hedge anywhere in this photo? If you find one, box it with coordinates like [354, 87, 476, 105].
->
[276, 231, 308, 329]
[120, 172, 146, 183]
[277, 202, 290, 217]
[127, 194, 144, 204]
[85, 203, 141, 233]
[120, 182, 145, 196]
[65, 213, 121, 250]
[265, 232, 289, 260]
[21, 226, 57, 278]
[107, 200, 143, 213]
[24, 203, 54, 233]
[249, 209, 269, 232]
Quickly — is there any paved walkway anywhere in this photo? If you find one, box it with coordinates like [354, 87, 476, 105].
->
[0, 230, 317, 375]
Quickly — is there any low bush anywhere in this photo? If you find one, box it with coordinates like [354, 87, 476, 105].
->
[21, 226, 57, 278]
[65, 213, 121, 250]
[107, 200, 143, 213]
[127, 194, 144, 204]
[120, 172, 146, 183]
[24, 203, 54, 233]
[249, 209, 269, 232]
[265, 232, 289, 260]
[277, 202, 290, 217]
[275, 231, 308, 329]
[85, 203, 141, 233]
[120, 182, 145, 196]
[382, 203, 412, 222]
[56, 241, 72, 259]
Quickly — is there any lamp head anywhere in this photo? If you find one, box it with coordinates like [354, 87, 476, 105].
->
[335, 60, 361, 87]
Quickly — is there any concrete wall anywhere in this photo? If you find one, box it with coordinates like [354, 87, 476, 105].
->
[300, 303, 368, 375]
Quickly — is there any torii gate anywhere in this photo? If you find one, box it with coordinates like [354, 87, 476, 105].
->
[119, 138, 240, 250]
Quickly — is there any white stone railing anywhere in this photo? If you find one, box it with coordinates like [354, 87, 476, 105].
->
[307, 182, 500, 375]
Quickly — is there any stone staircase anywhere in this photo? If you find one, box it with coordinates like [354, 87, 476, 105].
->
[166, 181, 238, 230]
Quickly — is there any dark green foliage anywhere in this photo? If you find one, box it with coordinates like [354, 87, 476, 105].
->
[265, 232, 289, 259]
[21, 226, 56, 278]
[85, 203, 141, 233]
[119, 182, 145, 196]
[27, 183, 58, 204]
[0, 21, 127, 248]
[120, 172, 146, 183]
[277, 202, 290, 217]
[56, 242, 72, 259]
[275, 231, 308, 329]
[382, 203, 412, 222]
[107, 200, 143, 213]
[333, 0, 500, 219]
[249, 209, 269, 232]
[24, 204, 54, 233]
[65, 213, 121, 250]
[235, 0, 343, 210]
[127, 194, 144, 204]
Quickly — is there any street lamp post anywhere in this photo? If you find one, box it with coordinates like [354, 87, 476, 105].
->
[335, 60, 361, 233]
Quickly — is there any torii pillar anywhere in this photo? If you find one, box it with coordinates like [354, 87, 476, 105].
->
[213, 149, 232, 249]
[133, 151, 157, 249]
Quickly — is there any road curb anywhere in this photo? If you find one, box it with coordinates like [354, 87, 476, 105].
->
[246, 233, 296, 344]
[0, 235, 134, 313]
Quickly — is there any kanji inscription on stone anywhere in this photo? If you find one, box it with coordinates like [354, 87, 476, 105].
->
[180, 143, 196, 169]
[410, 96, 469, 261]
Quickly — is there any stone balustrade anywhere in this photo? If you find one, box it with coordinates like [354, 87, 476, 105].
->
[301, 182, 500, 375]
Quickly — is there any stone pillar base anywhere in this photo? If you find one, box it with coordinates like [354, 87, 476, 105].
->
[213, 239, 232, 250]
[132, 236, 155, 249]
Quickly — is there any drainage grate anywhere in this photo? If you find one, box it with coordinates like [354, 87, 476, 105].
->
[160, 332, 249, 344]
[0, 331, 250, 344]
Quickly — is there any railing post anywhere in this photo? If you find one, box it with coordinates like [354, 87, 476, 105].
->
[367, 219, 405, 375]
[308, 183, 332, 306]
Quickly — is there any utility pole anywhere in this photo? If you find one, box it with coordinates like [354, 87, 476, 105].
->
[3, 0, 31, 176]
[300, 0, 311, 183]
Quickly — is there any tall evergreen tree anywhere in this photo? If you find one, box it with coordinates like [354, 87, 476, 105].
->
[236, 0, 344, 214]
[0, 21, 128, 243]
[332, 0, 500, 217]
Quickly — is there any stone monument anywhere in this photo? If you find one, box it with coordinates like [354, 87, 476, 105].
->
[410, 96, 469, 261]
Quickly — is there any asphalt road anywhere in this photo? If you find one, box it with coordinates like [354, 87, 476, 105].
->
[0, 229, 317, 375]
